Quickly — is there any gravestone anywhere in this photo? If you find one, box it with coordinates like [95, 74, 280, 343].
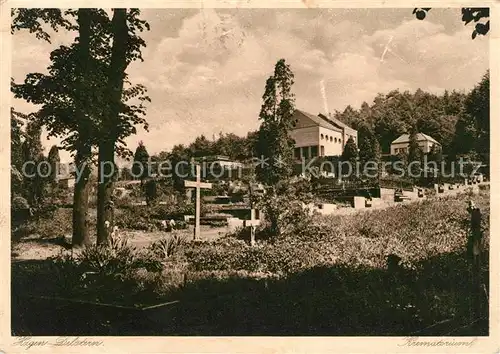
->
[184, 165, 212, 241]
[353, 196, 365, 209]
[244, 209, 260, 246]
[227, 217, 244, 233]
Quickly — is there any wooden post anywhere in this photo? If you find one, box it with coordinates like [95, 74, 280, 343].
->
[184, 165, 212, 241]
[467, 201, 483, 320]
[245, 209, 260, 246]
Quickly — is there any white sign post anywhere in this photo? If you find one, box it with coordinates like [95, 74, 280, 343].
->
[244, 209, 260, 246]
[184, 164, 212, 241]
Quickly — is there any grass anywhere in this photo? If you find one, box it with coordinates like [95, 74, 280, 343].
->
[11, 190, 490, 335]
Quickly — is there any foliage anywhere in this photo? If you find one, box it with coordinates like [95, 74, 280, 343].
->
[358, 124, 381, 177]
[255, 59, 296, 186]
[47, 145, 60, 185]
[144, 179, 158, 206]
[132, 141, 150, 181]
[340, 136, 358, 178]
[12, 196, 30, 211]
[149, 234, 187, 260]
[186, 191, 489, 274]
[413, 8, 489, 39]
[12, 207, 74, 241]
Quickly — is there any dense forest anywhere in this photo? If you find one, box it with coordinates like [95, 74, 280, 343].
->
[149, 71, 489, 165]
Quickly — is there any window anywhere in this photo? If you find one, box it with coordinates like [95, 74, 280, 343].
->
[303, 147, 309, 160]
[320, 145, 325, 156]
[330, 136, 333, 142]
[321, 134, 324, 139]
[294, 147, 301, 160]
[334, 137, 337, 143]
[311, 146, 318, 158]
[325, 135, 329, 141]
[395, 148, 398, 153]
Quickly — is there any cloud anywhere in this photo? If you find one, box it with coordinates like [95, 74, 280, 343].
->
[12, 9, 489, 160]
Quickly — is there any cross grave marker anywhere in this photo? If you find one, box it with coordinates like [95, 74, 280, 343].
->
[184, 164, 212, 241]
[244, 209, 260, 246]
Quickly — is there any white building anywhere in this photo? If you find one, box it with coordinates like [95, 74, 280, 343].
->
[195, 155, 244, 170]
[390, 133, 441, 155]
[290, 109, 358, 159]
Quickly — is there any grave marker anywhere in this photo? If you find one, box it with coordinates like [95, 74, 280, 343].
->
[244, 209, 260, 246]
[467, 201, 484, 320]
[184, 164, 212, 241]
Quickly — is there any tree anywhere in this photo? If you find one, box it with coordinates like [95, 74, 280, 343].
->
[12, 8, 97, 246]
[358, 125, 381, 179]
[413, 8, 489, 39]
[21, 121, 47, 207]
[132, 141, 150, 184]
[427, 144, 443, 165]
[11, 108, 25, 172]
[255, 59, 296, 186]
[254, 59, 297, 237]
[12, 8, 150, 246]
[464, 71, 489, 160]
[169, 144, 190, 196]
[97, 9, 150, 245]
[449, 71, 489, 164]
[47, 145, 60, 187]
[341, 136, 358, 179]
[144, 179, 158, 206]
[189, 135, 213, 157]
[407, 127, 424, 179]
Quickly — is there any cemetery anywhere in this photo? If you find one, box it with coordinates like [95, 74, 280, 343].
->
[10, 7, 490, 338]
[11, 163, 490, 335]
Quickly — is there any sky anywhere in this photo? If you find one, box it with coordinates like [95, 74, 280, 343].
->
[12, 8, 489, 163]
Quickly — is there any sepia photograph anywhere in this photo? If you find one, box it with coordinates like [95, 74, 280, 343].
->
[7, 4, 494, 343]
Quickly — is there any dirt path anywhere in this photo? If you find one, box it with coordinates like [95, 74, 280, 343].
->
[12, 224, 228, 262]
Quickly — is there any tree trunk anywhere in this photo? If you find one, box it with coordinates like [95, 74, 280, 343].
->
[72, 8, 92, 247]
[72, 146, 91, 246]
[97, 142, 115, 245]
[96, 8, 128, 245]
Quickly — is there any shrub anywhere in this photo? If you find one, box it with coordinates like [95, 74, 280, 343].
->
[184, 192, 489, 275]
[12, 196, 29, 210]
[49, 230, 164, 299]
[149, 234, 187, 260]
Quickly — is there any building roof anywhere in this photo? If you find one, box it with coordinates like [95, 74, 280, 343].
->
[391, 133, 440, 145]
[295, 109, 343, 133]
[318, 113, 352, 131]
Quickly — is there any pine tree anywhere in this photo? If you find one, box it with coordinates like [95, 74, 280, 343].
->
[408, 127, 423, 178]
[47, 145, 60, 187]
[144, 178, 158, 206]
[255, 59, 296, 186]
[341, 136, 359, 179]
[170, 144, 189, 197]
[132, 141, 150, 183]
[358, 125, 381, 178]
[254, 59, 297, 237]
[21, 121, 46, 207]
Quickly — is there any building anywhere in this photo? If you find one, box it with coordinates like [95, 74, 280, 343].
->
[390, 133, 441, 155]
[290, 109, 358, 159]
[194, 155, 244, 170]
